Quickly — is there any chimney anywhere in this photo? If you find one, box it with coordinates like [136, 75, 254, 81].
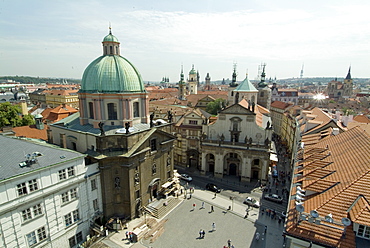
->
[332, 128, 340, 136]
[47, 128, 53, 143]
[60, 133, 67, 148]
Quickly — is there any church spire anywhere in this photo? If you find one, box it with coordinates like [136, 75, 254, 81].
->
[230, 63, 237, 87]
[345, 66, 351, 80]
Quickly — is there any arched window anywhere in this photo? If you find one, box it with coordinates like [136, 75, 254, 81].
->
[133, 102, 139, 117]
[107, 103, 117, 120]
[110, 46, 113, 54]
[88, 102, 94, 119]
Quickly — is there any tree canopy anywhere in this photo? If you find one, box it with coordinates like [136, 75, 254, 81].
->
[0, 102, 35, 128]
[206, 98, 226, 115]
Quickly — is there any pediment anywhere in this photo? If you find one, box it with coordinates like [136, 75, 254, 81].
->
[221, 104, 255, 115]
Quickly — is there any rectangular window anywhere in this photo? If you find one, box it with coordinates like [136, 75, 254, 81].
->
[70, 188, 77, 200]
[59, 169, 66, 180]
[91, 179, 97, 191]
[73, 210, 80, 222]
[93, 199, 98, 211]
[22, 208, 32, 221]
[28, 179, 38, 192]
[17, 182, 28, 196]
[26, 231, 37, 246]
[67, 166, 75, 177]
[150, 139, 157, 151]
[37, 227, 47, 242]
[189, 120, 198, 125]
[65, 213, 72, 227]
[62, 192, 69, 203]
[76, 231, 83, 243]
[358, 225, 370, 238]
[107, 103, 117, 120]
[69, 236, 76, 248]
[88, 102, 94, 119]
[33, 204, 42, 217]
[26, 227, 46, 246]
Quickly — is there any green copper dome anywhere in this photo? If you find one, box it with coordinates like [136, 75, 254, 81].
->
[103, 33, 119, 43]
[80, 55, 146, 93]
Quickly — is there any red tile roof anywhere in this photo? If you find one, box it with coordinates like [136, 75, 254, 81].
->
[12, 125, 48, 140]
[286, 126, 370, 247]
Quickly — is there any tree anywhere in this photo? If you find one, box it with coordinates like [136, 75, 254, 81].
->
[22, 114, 35, 126]
[0, 102, 35, 128]
[206, 98, 226, 115]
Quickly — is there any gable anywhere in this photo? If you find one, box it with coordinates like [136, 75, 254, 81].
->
[221, 103, 255, 115]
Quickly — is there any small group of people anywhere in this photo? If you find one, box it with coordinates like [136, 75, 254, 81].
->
[125, 231, 134, 243]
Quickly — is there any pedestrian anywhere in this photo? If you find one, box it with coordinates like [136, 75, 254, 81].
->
[125, 231, 129, 240]
[244, 211, 249, 219]
[212, 222, 216, 231]
[201, 201, 205, 209]
[193, 203, 196, 210]
[211, 205, 214, 212]
[202, 229, 205, 238]
[264, 225, 267, 234]
[214, 192, 217, 198]
[227, 239, 231, 247]
[199, 229, 202, 238]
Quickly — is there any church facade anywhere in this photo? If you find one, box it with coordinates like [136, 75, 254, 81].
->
[49, 30, 176, 221]
[201, 99, 273, 183]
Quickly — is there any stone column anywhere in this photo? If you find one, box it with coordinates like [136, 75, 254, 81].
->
[241, 157, 252, 182]
[261, 160, 268, 183]
[200, 151, 207, 175]
[214, 151, 224, 178]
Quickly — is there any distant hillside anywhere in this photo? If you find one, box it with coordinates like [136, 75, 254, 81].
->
[0, 76, 81, 85]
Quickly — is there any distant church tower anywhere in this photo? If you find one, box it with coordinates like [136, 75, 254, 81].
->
[257, 63, 271, 110]
[227, 63, 238, 105]
[343, 66, 353, 97]
[188, 65, 198, 94]
[178, 66, 186, 100]
[204, 73, 211, 91]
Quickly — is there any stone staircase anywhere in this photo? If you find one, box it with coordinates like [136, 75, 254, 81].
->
[145, 196, 182, 219]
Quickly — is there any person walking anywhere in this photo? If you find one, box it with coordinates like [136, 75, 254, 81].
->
[201, 229, 205, 238]
[227, 239, 231, 247]
[201, 201, 205, 209]
[211, 205, 214, 212]
[264, 225, 267, 235]
[212, 222, 216, 231]
[214, 192, 217, 199]
[199, 229, 202, 238]
[193, 203, 196, 210]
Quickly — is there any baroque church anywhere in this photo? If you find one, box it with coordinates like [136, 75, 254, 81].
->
[201, 65, 273, 183]
[49, 29, 176, 220]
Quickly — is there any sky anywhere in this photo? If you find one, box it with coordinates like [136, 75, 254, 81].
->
[1, 0, 370, 82]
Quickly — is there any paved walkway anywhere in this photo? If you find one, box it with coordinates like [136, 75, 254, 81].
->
[100, 188, 286, 248]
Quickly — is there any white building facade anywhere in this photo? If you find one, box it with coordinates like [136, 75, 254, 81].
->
[0, 136, 101, 248]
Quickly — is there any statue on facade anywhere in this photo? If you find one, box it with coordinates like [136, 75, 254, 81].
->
[168, 110, 173, 123]
[125, 122, 130, 134]
[98, 122, 105, 136]
[150, 112, 155, 127]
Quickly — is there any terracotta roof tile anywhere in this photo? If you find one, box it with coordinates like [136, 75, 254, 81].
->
[286, 126, 370, 247]
[12, 125, 48, 140]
